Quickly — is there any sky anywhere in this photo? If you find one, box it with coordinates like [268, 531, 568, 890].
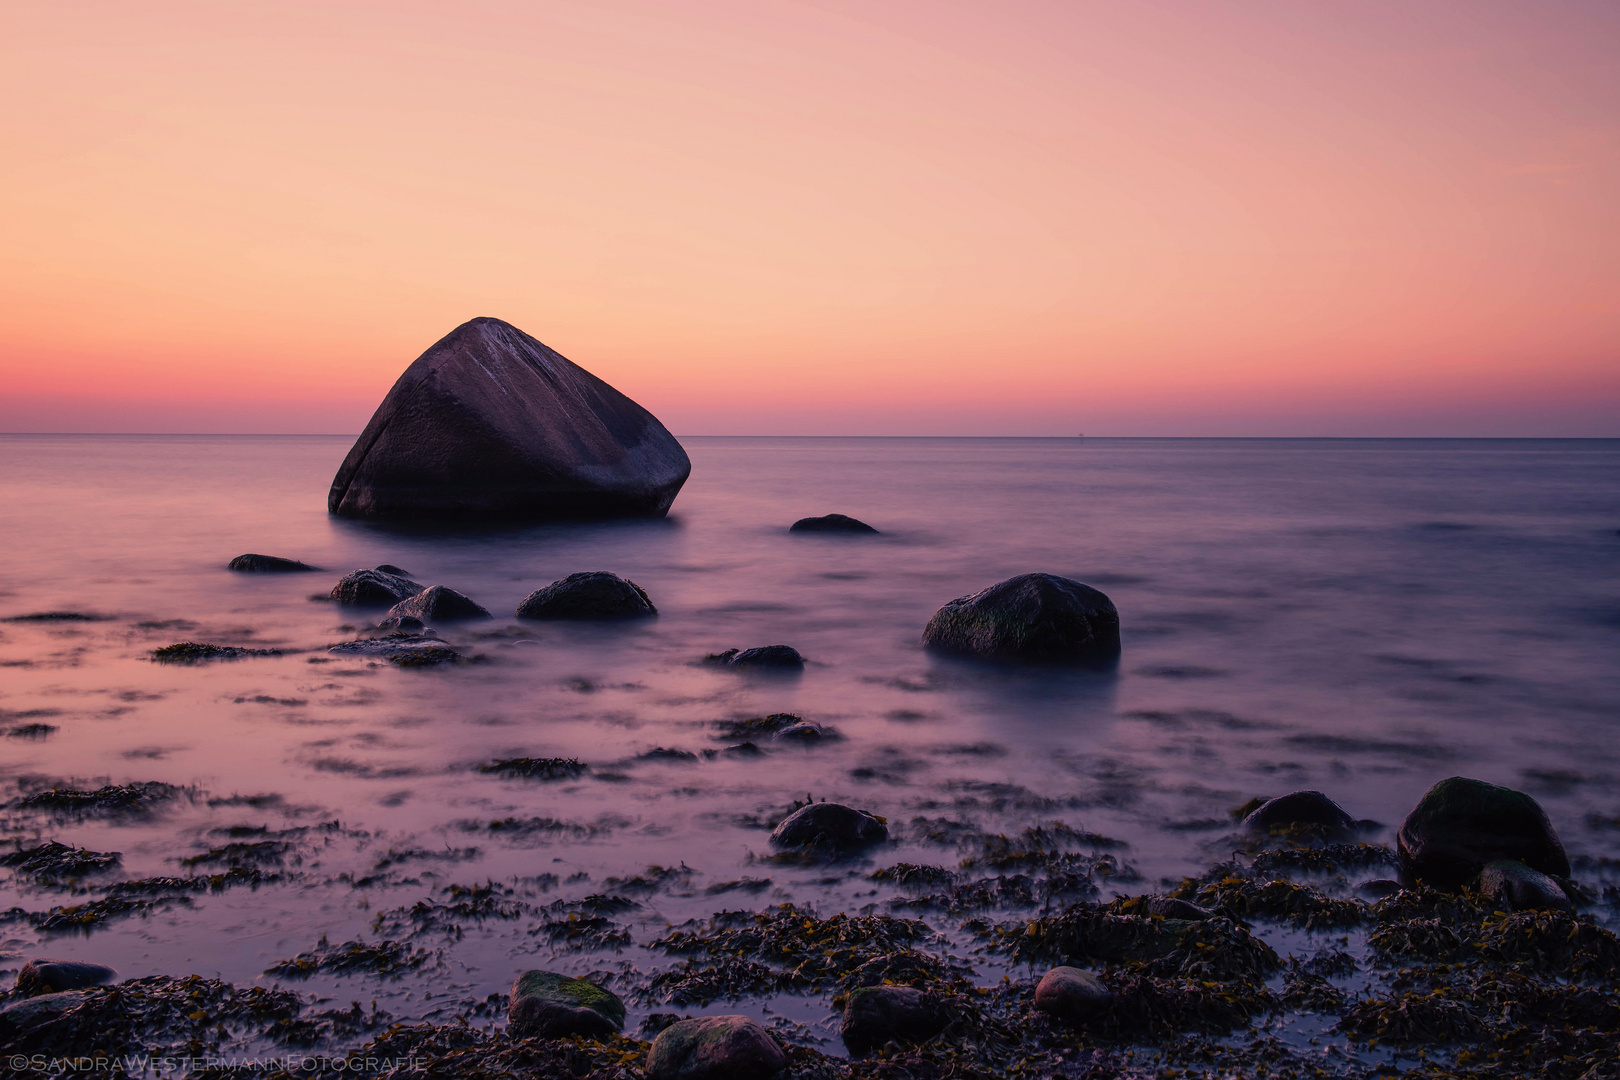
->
[2, 0, 1617, 436]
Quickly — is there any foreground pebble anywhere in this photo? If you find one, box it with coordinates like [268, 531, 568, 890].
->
[507, 970, 625, 1039]
[1033, 966, 1112, 1024]
[841, 985, 949, 1053]
[17, 959, 117, 997]
[647, 1014, 785, 1080]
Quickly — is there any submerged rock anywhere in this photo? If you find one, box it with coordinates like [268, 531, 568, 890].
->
[647, 1015, 786, 1080]
[376, 615, 426, 633]
[0, 990, 89, 1039]
[1243, 791, 1357, 840]
[770, 803, 888, 852]
[1398, 776, 1570, 890]
[507, 970, 625, 1039]
[16, 959, 117, 997]
[710, 645, 804, 669]
[385, 585, 490, 622]
[1033, 966, 1112, 1024]
[329, 317, 690, 521]
[330, 567, 424, 607]
[921, 573, 1120, 663]
[516, 572, 656, 620]
[151, 642, 281, 662]
[1477, 859, 1572, 912]
[790, 513, 879, 534]
[328, 634, 458, 666]
[227, 554, 321, 573]
[841, 985, 949, 1053]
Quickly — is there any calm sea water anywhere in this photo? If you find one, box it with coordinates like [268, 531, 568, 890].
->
[1, 435, 1617, 1046]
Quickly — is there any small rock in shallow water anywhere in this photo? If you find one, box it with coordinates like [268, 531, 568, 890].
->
[1242, 790, 1357, 840]
[1397, 776, 1570, 890]
[1477, 858, 1572, 912]
[770, 803, 888, 852]
[17, 959, 117, 997]
[921, 573, 1120, 663]
[790, 513, 879, 534]
[1034, 966, 1112, 1024]
[516, 572, 656, 620]
[152, 642, 281, 662]
[377, 615, 426, 633]
[774, 722, 829, 743]
[726, 645, 804, 669]
[507, 970, 624, 1038]
[841, 985, 949, 1053]
[386, 584, 490, 622]
[227, 554, 321, 572]
[330, 567, 424, 606]
[647, 1015, 786, 1080]
[328, 634, 458, 665]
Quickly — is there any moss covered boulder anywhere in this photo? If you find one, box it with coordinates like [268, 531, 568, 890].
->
[647, 1015, 785, 1080]
[507, 970, 624, 1039]
[1398, 777, 1569, 890]
[921, 573, 1119, 663]
[516, 572, 656, 620]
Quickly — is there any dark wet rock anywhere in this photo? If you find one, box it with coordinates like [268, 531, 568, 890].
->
[921, 573, 1120, 663]
[722, 645, 804, 669]
[647, 1014, 786, 1080]
[1143, 896, 1213, 921]
[7, 723, 58, 739]
[516, 572, 656, 620]
[1242, 790, 1357, 839]
[841, 985, 949, 1053]
[507, 970, 625, 1039]
[330, 567, 424, 607]
[790, 513, 879, 534]
[1034, 966, 1113, 1023]
[386, 584, 490, 622]
[713, 742, 764, 758]
[1357, 878, 1403, 900]
[1, 612, 112, 622]
[0, 990, 90, 1039]
[477, 757, 587, 781]
[713, 713, 803, 740]
[775, 722, 829, 743]
[227, 554, 321, 572]
[375, 564, 411, 576]
[639, 747, 699, 763]
[1398, 776, 1570, 890]
[1477, 859, 1572, 912]
[770, 803, 888, 852]
[152, 642, 282, 662]
[377, 615, 426, 633]
[328, 633, 459, 666]
[17, 959, 117, 997]
[0, 841, 121, 884]
[329, 317, 690, 521]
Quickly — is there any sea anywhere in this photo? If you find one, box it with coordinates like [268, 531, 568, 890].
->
[1, 434, 1617, 1054]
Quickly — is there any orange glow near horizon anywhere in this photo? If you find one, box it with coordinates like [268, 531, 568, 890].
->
[2, 0, 1617, 435]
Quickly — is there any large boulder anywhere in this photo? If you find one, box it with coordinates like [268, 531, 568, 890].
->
[647, 1015, 786, 1080]
[385, 585, 490, 622]
[331, 567, 424, 607]
[1398, 777, 1570, 890]
[507, 970, 625, 1039]
[770, 803, 888, 852]
[516, 572, 656, 620]
[841, 985, 949, 1053]
[16, 959, 117, 997]
[921, 573, 1120, 663]
[329, 317, 690, 521]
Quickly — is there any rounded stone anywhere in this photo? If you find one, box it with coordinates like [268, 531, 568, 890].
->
[647, 1015, 786, 1080]
[728, 645, 804, 669]
[841, 985, 949, 1053]
[1242, 791, 1357, 838]
[1398, 776, 1570, 890]
[770, 803, 888, 852]
[228, 554, 321, 572]
[16, 959, 117, 997]
[1477, 859, 1572, 912]
[507, 970, 625, 1039]
[921, 573, 1120, 663]
[330, 567, 424, 607]
[385, 584, 491, 622]
[0, 990, 90, 1039]
[1033, 966, 1113, 1023]
[516, 572, 656, 620]
[790, 514, 879, 534]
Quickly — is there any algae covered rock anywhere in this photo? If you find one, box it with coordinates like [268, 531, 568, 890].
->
[1398, 776, 1569, 890]
[516, 572, 656, 620]
[1034, 966, 1112, 1023]
[1477, 859, 1571, 912]
[330, 567, 424, 607]
[329, 317, 690, 521]
[227, 554, 321, 572]
[16, 959, 117, 997]
[921, 573, 1120, 663]
[385, 585, 490, 622]
[1242, 791, 1357, 840]
[790, 514, 879, 534]
[841, 985, 949, 1053]
[328, 634, 459, 666]
[647, 1014, 786, 1080]
[507, 970, 625, 1039]
[770, 803, 888, 852]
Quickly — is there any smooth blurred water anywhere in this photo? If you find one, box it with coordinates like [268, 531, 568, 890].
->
[0, 435, 1617, 1042]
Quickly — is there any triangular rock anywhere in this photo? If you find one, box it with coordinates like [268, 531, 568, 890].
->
[329, 318, 691, 520]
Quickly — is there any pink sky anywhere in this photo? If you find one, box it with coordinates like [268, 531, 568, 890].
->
[2, 0, 1616, 435]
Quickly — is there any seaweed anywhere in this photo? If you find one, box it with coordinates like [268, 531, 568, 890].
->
[180, 839, 296, 867]
[12, 780, 186, 817]
[265, 935, 434, 978]
[985, 903, 1280, 982]
[32, 894, 194, 931]
[477, 757, 588, 780]
[534, 913, 634, 951]
[106, 867, 279, 895]
[374, 882, 531, 938]
[1174, 874, 1369, 929]
[152, 641, 283, 661]
[0, 839, 121, 884]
